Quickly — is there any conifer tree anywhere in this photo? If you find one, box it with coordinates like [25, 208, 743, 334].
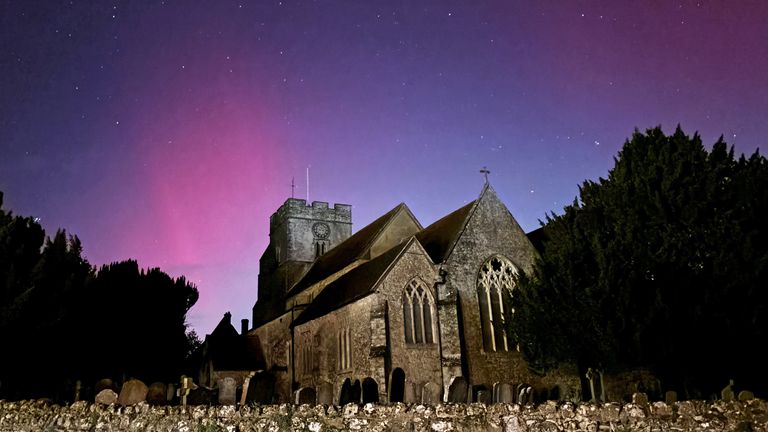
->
[510, 126, 768, 397]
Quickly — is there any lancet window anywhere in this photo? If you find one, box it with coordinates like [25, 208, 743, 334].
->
[337, 327, 351, 370]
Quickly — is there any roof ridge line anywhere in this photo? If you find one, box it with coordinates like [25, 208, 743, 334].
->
[354, 202, 408, 259]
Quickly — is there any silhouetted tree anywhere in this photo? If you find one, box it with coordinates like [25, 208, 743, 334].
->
[510, 126, 768, 398]
[0, 192, 200, 400]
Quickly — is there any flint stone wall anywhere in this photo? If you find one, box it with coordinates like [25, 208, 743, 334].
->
[2, 399, 767, 432]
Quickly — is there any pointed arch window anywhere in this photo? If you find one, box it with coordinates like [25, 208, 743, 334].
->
[403, 278, 435, 344]
[477, 255, 517, 352]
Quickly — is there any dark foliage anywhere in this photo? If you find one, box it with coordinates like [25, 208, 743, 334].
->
[0, 192, 200, 401]
[510, 127, 768, 398]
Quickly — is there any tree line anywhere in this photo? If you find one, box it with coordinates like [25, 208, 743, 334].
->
[510, 126, 768, 399]
[0, 193, 200, 401]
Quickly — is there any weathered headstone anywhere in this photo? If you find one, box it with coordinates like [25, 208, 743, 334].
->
[497, 383, 514, 403]
[188, 386, 215, 405]
[350, 380, 361, 404]
[516, 384, 528, 404]
[317, 382, 334, 405]
[404, 381, 416, 404]
[518, 386, 533, 405]
[492, 383, 500, 402]
[339, 379, 353, 406]
[447, 377, 468, 403]
[632, 392, 649, 406]
[721, 379, 735, 402]
[738, 390, 754, 402]
[664, 390, 677, 404]
[147, 382, 167, 406]
[477, 390, 492, 404]
[166, 383, 176, 403]
[361, 378, 379, 404]
[95, 389, 118, 405]
[549, 385, 561, 401]
[295, 387, 317, 405]
[218, 377, 237, 405]
[117, 379, 148, 406]
[585, 368, 604, 402]
[74, 380, 82, 402]
[246, 372, 276, 405]
[422, 382, 441, 405]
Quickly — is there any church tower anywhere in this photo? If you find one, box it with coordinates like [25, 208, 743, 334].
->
[252, 198, 352, 327]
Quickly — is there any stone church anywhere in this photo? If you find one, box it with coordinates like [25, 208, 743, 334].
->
[205, 183, 579, 405]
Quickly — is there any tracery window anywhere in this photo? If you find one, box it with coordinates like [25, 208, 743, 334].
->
[402, 278, 435, 344]
[477, 255, 517, 352]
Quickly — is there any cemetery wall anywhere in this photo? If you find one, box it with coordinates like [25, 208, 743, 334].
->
[1, 399, 766, 432]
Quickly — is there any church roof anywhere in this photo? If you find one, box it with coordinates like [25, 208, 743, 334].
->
[292, 239, 411, 326]
[286, 203, 415, 297]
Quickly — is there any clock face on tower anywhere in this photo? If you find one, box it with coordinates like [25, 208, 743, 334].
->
[312, 222, 330, 239]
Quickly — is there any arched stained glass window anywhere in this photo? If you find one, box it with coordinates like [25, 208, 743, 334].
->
[477, 255, 517, 351]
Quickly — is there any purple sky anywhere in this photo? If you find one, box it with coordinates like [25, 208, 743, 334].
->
[2, 1, 767, 335]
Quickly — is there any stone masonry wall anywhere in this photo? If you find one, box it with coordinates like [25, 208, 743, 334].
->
[443, 187, 556, 393]
[2, 399, 766, 432]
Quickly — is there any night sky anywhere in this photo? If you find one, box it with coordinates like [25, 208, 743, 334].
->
[2, 1, 767, 335]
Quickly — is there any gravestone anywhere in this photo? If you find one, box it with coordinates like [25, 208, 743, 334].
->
[188, 387, 215, 405]
[518, 386, 533, 405]
[585, 368, 604, 402]
[147, 382, 167, 405]
[95, 389, 118, 405]
[721, 379, 735, 402]
[339, 379, 353, 406]
[246, 372, 276, 404]
[117, 379, 148, 406]
[296, 387, 317, 405]
[665, 391, 677, 404]
[404, 381, 416, 404]
[361, 378, 379, 404]
[516, 384, 528, 404]
[317, 382, 334, 405]
[166, 383, 176, 403]
[632, 392, 649, 406]
[738, 390, 754, 402]
[549, 385, 561, 401]
[477, 390, 492, 404]
[447, 377, 468, 403]
[350, 380, 361, 404]
[497, 383, 514, 403]
[218, 377, 237, 405]
[422, 382, 441, 405]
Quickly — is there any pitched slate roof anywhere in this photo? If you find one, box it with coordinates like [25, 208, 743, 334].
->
[286, 203, 411, 297]
[292, 239, 411, 326]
